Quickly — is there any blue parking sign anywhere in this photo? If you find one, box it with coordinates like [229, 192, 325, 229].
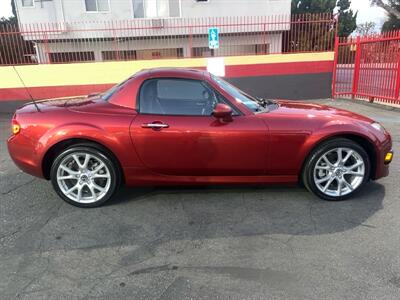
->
[208, 27, 219, 49]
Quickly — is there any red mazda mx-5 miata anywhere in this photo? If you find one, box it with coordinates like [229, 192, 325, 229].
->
[8, 68, 393, 207]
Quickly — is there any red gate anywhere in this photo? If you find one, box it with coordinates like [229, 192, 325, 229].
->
[333, 30, 400, 105]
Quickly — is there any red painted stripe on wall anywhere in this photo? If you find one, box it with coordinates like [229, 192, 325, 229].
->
[225, 61, 333, 78]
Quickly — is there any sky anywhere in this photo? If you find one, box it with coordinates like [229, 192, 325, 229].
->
[0, 0, 390, 30]
[0, 0, 13, 18]
[350, 0, 387, 31]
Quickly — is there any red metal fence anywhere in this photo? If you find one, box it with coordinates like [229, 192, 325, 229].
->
[333, 31, 400, 105]
[0, 13, 336, 65]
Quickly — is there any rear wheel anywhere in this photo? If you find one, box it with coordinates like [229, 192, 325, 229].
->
[50, 145, 119, 207]
[303, 138, 370, 201]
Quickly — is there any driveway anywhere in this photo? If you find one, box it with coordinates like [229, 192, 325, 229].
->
[0, 99, 399, 299]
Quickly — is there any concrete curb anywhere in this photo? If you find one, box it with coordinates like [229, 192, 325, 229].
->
[335, 98, 400, 113]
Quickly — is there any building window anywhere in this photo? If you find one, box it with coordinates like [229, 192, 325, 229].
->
[21, 0, 34, 7]
[192, 47, 212, 57]
[49, 52, 95, 63]
[133, 0, 144, 18]
[102, 50, 137, 61]
[135, 48, 183, 60]
[133, 0, 180, 18]
[85, 0, 110, 12]
[255, 44, 270, 55]
[169, 0, 180, 17]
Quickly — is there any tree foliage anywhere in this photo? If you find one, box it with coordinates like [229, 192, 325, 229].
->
[1, 0, 17, 25]
[356, 21, 376, 35]
[372, 0, 400, 20]
[0, 0, 34, 65]
[292, 0, 336, 14]
[291, 0, 357, 37]
[336, 0, 358, 37]
[382, 17, 400, 31]
[375, 0, 400, 32]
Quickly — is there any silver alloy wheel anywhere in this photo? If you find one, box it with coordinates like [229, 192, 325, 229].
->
[313, 147, 365, 197]
[56, 152, 111, 203]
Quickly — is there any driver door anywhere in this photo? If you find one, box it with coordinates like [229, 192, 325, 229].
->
[130, 77, 268, 176]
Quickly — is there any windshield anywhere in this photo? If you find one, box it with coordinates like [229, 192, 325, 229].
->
[211, 75, 266, 112]
[102, 77, 131, 101]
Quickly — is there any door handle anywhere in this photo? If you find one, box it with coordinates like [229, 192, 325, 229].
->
[141, 123, 169, 129]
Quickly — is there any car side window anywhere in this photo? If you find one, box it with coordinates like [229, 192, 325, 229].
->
[139, 78, 236, 116]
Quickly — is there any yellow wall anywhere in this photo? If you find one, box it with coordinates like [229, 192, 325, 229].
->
[0, 52, 334, 89]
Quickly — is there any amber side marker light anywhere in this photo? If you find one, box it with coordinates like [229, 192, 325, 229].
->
[12, 119, 20, 135]
[385, 151, 393, 164]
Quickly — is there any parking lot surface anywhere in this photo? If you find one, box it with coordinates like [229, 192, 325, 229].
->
[0, 99, 399, 299]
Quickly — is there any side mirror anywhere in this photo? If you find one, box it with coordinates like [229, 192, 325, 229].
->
[212, 103, 233, 122]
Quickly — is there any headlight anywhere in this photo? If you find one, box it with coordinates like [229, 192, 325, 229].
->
[371, 122, 385, 132]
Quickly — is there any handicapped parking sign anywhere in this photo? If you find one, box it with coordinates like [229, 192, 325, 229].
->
[208, 27, 219, 49]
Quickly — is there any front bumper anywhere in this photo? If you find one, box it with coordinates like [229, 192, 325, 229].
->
[373, 138, 393, 180]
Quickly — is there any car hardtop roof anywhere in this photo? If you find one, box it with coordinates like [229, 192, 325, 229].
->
[108, 68, 212, 109]
[143, 67, 208, 80]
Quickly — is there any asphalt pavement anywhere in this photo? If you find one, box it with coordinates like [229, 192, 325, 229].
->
[0, 99, 399, 299]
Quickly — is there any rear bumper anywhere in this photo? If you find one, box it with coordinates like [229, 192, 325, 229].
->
[7, 134, 44, 178]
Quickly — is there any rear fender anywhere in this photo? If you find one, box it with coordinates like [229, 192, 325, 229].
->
[38, 122, 142, 169]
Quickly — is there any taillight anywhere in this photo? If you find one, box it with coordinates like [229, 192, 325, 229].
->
[12, 119, 20, 135]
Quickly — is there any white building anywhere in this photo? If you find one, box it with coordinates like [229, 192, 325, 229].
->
[14, 0, 291, 63]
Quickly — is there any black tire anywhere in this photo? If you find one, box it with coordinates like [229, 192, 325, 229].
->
[302, 138, 371, 201]
[50, 144, 120, 208]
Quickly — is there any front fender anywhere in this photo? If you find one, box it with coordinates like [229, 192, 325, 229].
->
[298, 121, 380, 173]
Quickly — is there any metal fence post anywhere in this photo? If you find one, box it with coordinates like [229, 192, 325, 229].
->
[112, 22, 120, 61]
[188, 26, 193, 58]
[331, 35, 339, 99]
[395, 32, 400, 100]
[44, 32, 51, 64]
[351, 36, 361, 99]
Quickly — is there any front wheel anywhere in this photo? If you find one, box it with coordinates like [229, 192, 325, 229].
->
[50, 145, 119, 207]
[303, 138, 371, 201]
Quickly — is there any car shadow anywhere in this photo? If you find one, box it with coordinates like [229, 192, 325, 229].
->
[5, 180, 385, 256]
[106, 181, 384, 237]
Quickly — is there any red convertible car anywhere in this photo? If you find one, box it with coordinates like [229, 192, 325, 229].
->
[8, 68, 393, 207]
